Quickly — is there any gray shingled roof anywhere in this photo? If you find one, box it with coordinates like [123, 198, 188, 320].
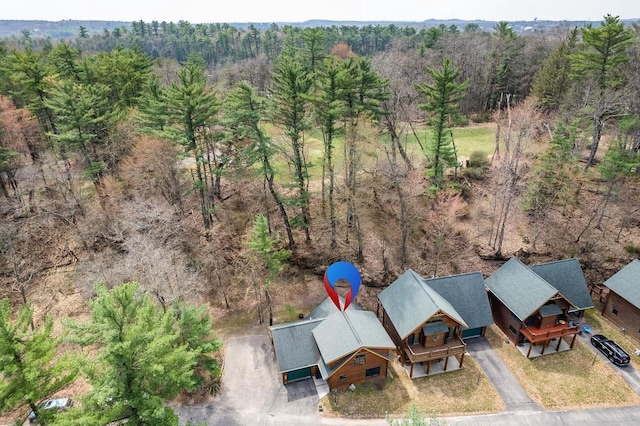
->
[530, 258, 594, 310]
[485, 257, 558, 321]
[604, 259, 640, 308]
[306, 295, 361, 320]
[312, 309, 395, 364]
[270, 318, 323, 373]
[427, 272, 494, 330]
[378, 270, 467, 339]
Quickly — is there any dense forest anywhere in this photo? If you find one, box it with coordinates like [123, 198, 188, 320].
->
[1, 15, 640, 424]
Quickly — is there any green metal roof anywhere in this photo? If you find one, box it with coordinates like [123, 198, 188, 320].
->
[485, 257, 558, 321]
[306, 295, 361, 320]
[312, 309, 395, 365]
[378, 270, 468, 339]
[539, 303, 563, 317]
[530, 258, 593, 310]
[422, 320, 449, 335]
[269, 318, 323, 373]
[604, 259, 640, 308]
[426, 272, 494, 331]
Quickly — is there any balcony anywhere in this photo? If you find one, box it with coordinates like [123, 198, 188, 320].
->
[405, 338, 466, 364]
[520, 322, 579, 345]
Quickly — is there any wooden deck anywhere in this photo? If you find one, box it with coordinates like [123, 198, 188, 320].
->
[405, 338, 466, 363]
[520, 323, 579, 345]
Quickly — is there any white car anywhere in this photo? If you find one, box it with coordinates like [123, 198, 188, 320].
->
[27, 398, 74, 424]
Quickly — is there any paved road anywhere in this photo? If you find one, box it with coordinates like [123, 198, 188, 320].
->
[177, 332, 640, 426]
[465, 337, 540, 411]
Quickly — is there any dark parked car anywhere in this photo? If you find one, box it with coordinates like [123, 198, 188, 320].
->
[591, 334, 631, 366]
[27, 398, 74, 424]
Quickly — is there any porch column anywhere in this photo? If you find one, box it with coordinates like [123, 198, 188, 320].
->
[426, 360, 431, 375]
[526, 342, 533, 358]
[556, 337, 563, 351]
[541, 341, 547, 355]
[444, 356, 449, 371]
[409, 362, 414, 378]
[570, 333, 578, 349]
[460, 352, 465, 368]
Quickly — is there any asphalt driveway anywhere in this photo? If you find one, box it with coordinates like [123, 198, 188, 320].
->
[176, 333, 326, 426]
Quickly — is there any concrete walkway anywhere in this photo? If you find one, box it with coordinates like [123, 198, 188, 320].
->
[465, 337, 540, 411]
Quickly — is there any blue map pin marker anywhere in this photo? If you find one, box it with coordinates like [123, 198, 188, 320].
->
[323, 261, 361, 311]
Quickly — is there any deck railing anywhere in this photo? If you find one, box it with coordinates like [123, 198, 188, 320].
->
[405, 338, 466, 363]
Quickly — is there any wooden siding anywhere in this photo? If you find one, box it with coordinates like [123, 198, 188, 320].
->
[382, 309, 404, 350]
[488, 292, 523, 343]
[603, 291, 640, 343]
[327, 348, 390, 390]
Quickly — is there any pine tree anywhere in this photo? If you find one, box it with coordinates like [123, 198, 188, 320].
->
[0, 298, 77, 424]
[417, 56, 468, 188]
[223, 81, 295, 248]
[270, 55, 313, 241]
[570, 14, 634, 168]
[64, 282, 206, 426]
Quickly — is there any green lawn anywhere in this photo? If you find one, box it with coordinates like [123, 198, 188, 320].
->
[267, 122, 496, 184]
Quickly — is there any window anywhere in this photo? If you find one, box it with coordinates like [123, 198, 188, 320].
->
[365, 366, 380, 378]
[612, 308, 618, 315]
[339, 374, 346, 382]
[354, 353, 366, 365]
[509, 325, 517, 335]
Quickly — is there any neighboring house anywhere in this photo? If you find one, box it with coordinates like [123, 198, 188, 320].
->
[602, 259, 640, 342]
[485, 257, 592, 358]
[269, 297, 396, 390]
[377, 270, 493, 378]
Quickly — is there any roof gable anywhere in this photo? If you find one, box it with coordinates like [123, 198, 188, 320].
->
[529, 258, 593, 310]
[426, 271, 494, 330]
[378, 270, 467, 339]
[604, 259, 640, 308]
[312, 309, 395, 364]
[306, 296, 362, 320]
[485, 257, 558, 320]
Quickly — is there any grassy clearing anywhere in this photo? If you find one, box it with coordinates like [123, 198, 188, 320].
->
[485, 325, 640, 409]
[268, 122, 496, 184]
[321, 355, 503, 418]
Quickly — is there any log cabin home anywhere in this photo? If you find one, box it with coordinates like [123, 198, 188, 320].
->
[485, 257, 593, 358]
[377, 270, 493, 378]
[602, 259, 640, 343]
[269, 297, 396, 390]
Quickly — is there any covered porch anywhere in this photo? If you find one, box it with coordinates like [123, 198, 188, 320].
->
[401, 337, 467, 377]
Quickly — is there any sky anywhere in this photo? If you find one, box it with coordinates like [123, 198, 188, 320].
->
[2, 0, 640, 23]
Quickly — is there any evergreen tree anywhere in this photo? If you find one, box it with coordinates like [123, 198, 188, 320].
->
[223, 81, 295, 248]
[163, 59, 220, 231]
[570, 14, 634, 168]
[0, 298, 77, 424]
[270, 55, 313, 241]
[531, 28, 578, 111]
[247, 213, 291, 326]
[417, 56, 468, 188]
[522, 124, 578, 249]
[64, 282, 206, 426]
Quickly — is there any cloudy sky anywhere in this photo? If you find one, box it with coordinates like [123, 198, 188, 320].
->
[2, 0, 639, 23]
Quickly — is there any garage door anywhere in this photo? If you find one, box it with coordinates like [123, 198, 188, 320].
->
[287, 367, 312, 382]
[462, 328, 482, 339]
